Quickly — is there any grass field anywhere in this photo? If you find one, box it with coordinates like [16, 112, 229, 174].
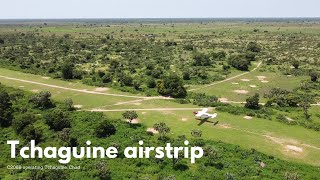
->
[1, 68, 320, 166]
[194, 68, 309, 102]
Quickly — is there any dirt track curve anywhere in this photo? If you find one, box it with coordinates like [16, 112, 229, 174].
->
[188, 61, 263, 92]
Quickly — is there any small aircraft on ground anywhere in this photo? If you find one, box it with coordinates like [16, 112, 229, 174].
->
[193, 108, 218, 126]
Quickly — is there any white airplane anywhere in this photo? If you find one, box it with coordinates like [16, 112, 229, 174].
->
[193, 108, 218, 125]
[193, 108, 217, 119]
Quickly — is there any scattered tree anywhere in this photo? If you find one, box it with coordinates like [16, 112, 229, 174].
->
[245, 93, 260, 110]
[247, 42, 261, 53]
[61, 63, 74, 79]
[95, 120, 116, 138]
[300, 101, 311, 120]
[153, 122, 170, 139]
[310, 71, 319, 82]
[0, 88, 13, 127]
[13, 112, 36, 133]
[45, 109, 71, 131]
[228, 54, 251, 71]
[63, 98, 74, 110]
[29, 91, 53, 109]
[191, 129, 202, 138]
[291, 59, 300, 69]
[122, 111, 138, 126]
[157, 74, 187, 98]
[21, 124, 42, 142]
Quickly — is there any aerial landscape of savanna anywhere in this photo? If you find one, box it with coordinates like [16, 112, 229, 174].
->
[0, 1, 320, 180]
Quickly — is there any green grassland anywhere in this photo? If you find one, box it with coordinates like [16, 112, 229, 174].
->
[194, 66, 309, 102]
[1, 68, 320, 166]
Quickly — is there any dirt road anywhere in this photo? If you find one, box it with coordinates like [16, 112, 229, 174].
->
[0, 75, 162, 99]
[188, 61, 263, 92]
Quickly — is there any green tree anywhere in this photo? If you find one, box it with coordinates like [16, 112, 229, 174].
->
[245, 93, 260, 110]
[157, 74, 187, 98]
[95, 120, 116, 138]
[191, 129, 202, 138]
[61, 63, 74, 79]
[192, 52, 211, 66]
[118, 73, 133, 86]
[21, 125, 42, 142]
[0, 88, 13, 127]
[63, 98, 74, 110]
[153, 122, 170, 139]
[29, 91, 53, 109]
[96, 162, 111, 180]
[182, 70, 191, 80]
[247, 42, 261, 52]
[284, 172, 300, 180]
[291, 59, 300, 69]
[102, 73, 113, 83]
[300, 101, 311, 120]
[45, 109, 71, 131]
[310, 71, 319, 82]
[122, 111, 138, 126]
[146, 78, 156, 88]
[13, 112, 36, 133]
[30, 169, 69, 180]
[228, 54, 251, 71]
[204, 146, 219, 166]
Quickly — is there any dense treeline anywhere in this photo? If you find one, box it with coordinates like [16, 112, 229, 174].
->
[1, 84, 320, 179]
[0, 30, 263, 97]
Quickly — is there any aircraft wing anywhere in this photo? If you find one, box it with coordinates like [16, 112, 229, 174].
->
[195, 112, 204, 117]
[195, 108, 208, 117]
[201, 108, 209, 113]
[203, 113, 218, 118]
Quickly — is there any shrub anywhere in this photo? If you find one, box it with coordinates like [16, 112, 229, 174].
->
[95, 120, 116, 138]
[13, 112, 36, 133]
[245, 93, 260, 110]
[0, 88, 13, 127]
[29, 91, 54, 109]
[45, 109, 71, 131]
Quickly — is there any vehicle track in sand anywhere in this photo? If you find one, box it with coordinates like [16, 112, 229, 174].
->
[0, 75, 166, 100]
[87, 108, 207, 112]
[188, 61, 263, 92]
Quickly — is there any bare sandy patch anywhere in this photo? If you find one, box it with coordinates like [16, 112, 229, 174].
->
[74, 105, 83, 108]
[94, 87, 109, 92]
[261, 80, 269, 83]
[90, 108, 104, 112]
[264, 135, 299, 145]
[147, 128, 159, 134]
[249, 85, 257, 88]
[181, 118, 188, 122]
[232, 82, 239, 85]
[220, 124, 231, 129]
[241, 79, 251, 82]
[133, 103, 142, 106]
[19, 86, 25, 88]
[256, 76, 267, 80]
[127, 119, 139, 124]
[286, 145, 303, 153]
[286, 117, 295, 122]
[233, 90, 249, 94]
[219, 97, 229, 103]
[141, 112, 147, 115]
[42, 76, 50, 80]
[32, 89, 39, 93]
[244, 116, 253, 120]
